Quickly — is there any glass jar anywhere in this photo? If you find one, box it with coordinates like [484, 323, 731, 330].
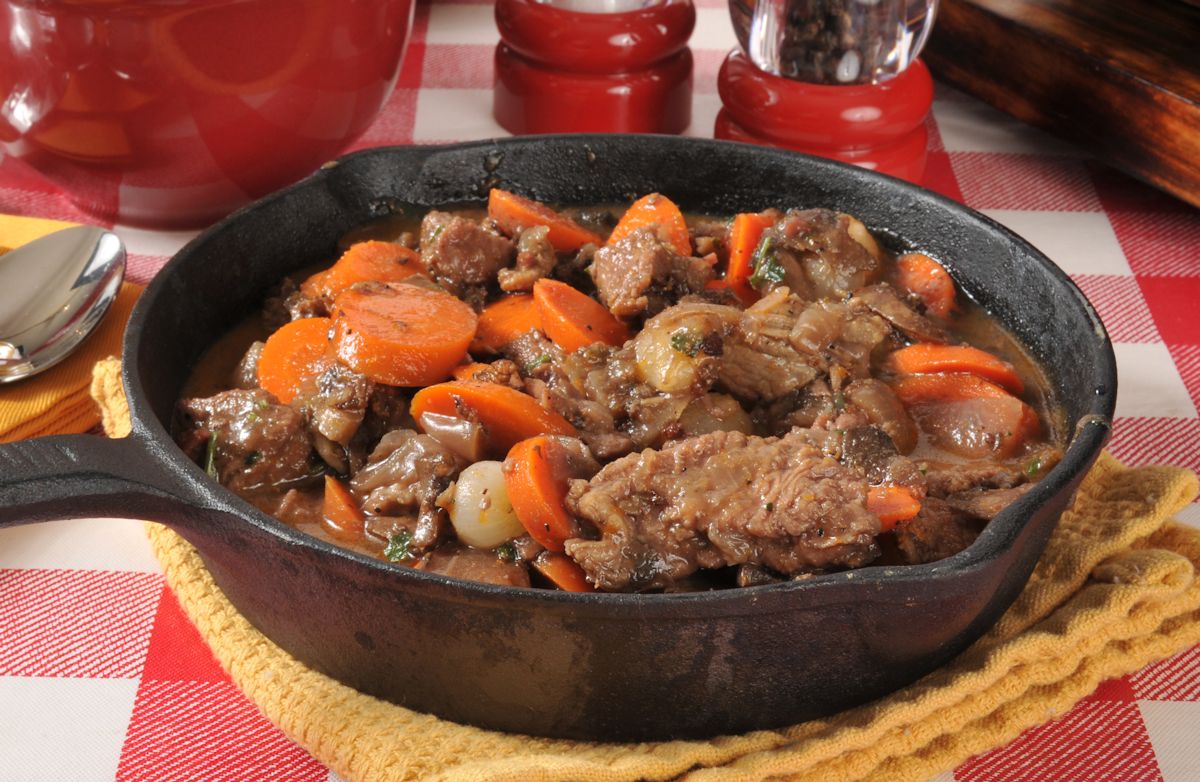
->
[728, 0, 937, 84]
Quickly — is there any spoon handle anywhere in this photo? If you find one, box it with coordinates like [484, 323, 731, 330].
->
[0, 435, 200, 528]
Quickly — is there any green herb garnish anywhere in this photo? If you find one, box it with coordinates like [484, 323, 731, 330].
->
[748, 236, 785, 289]
[832, 392, 846, 412]
[1024, 457, 1042, 477]
[246, 412, 260, 425]
[203, 431, 219, 479]
[430, 224, 444, 242]
[669, 328, 704, 357]
[384, 530, 415, 563]
[765, 502, 775, 512]
[526, 353, 552, 372]
[496, 542, 518, 563]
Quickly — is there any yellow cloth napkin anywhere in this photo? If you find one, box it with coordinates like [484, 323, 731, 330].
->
[91, 357, 1200, 782]
[0, 215, 142, 442]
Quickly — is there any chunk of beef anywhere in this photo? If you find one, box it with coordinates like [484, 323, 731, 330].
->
[299, 363, 372, 446]
[231, 341, 264, 390]
[292, 363, 376, 474]
[920, 461, 1026, 497]
[262, 277, 325, 330]
[246, 487, 324, 527]
[839, 426, 925, 491]
[498, 224, 557, 292]
[419, 211, 514, 298]
[893, 497, 983, 564]
[421, 544, 531, 588]
[689, 215, 732, 259]
[721, 304, 819, 401]
[565, 429, 881, 591]
[944, 483, 1035, 521]
[853, 283, 949, 344]
[843, 379, 917, 454]
[463, 358, 524, 388]
[352, 430, 464, 551]
[757, 209, 881, 300]
[353, 429, 464, 518]
[510, 334, 640, 458]
[592, 228, 713, 318]
[178, 389, 316, 494]
[789, 299, 894, 379]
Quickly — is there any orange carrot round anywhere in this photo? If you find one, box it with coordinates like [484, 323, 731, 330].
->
[487, 188, 602, 252]
[722, 212, 775, 305]
[300, 241, 423, 301]
[472, 294, 540, 354]
[895, 253, 956, 319]
[889, 344, 1025, 394]
[503, 435, 588, 551]
[606, 192, 692, 256]
[890, 372, 1013, 405]
[330, 283, 476, 387]
[412, 381, 575, 456]
[866, 485, 921, 532]
[257, 317, 334, 404]
[323, 475, 365, 541]
[532, 551, 594, 592]
[533, 278, 629, 353]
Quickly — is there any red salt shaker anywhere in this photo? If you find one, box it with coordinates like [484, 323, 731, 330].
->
[493, 0, 695, 135]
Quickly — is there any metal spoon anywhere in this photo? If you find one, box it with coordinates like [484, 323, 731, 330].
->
[0, 226, 126, 383]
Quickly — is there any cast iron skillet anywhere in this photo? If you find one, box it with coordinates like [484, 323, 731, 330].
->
[0, 136, 1115, 742]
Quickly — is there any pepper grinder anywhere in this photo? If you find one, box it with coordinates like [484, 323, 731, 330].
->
[494, 0, 696, 135]
[717, 0, 937, 183]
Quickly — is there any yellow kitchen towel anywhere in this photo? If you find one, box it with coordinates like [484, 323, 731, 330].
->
[0, 216, 142, 442]
[92, 357, 1200, 782]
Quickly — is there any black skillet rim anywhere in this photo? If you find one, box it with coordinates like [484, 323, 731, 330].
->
[122, 135, 1117, 612]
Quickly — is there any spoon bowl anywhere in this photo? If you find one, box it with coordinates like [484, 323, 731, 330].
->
[0, 226, 126, 383]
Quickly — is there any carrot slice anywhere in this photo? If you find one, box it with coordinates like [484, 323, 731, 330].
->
[533, 278, 629, 353]
[451, 362, 492, 382]
[257, 317, 334, 404]
[723, 212, 775, 305]
[472, 294, 540, 354]
[895, 253, 956, 319]
[488, 188, 602, 252]
[532, 551, 594, 592]
[890, 373, 1014, 405]
[300, 241, 423, 302]
[330, 283, 476, 386]
[866, 486, 921, 533]
[889, 344, 1025, 394]
[606, 192, 692, 256]
[503, 435, 588, 551]
[411, 381, 576, 455]
[323, 475, 365, 541]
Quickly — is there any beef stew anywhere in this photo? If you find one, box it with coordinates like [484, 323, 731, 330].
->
[177, 190, 1062, 593]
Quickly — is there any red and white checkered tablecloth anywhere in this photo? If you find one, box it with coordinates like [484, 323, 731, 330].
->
[2, 1, 1198, 780]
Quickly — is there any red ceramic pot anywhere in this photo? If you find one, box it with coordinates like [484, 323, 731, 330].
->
[493, 0, 694, 135]
[714, 50, 933, 183]
[0, 0, 415, 228]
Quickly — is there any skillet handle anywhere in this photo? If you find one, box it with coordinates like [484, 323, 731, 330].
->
[0, 434, 199, 528]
